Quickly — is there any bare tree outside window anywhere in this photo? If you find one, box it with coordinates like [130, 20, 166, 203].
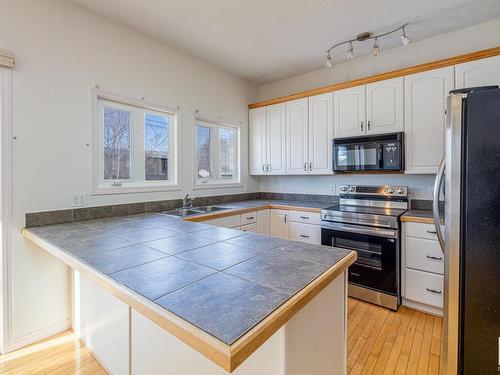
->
[219, 127, 234, 178]
[145, 114, 169, 180]
[103, 107, 131, 180]
[197, 125, 211, 178]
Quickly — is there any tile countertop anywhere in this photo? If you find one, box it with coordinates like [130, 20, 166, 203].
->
[23, 206, 356, 372]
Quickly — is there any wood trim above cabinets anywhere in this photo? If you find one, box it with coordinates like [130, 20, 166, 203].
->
[248, 46, 500, 109]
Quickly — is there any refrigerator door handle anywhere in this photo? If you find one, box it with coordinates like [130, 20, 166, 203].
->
[433, 157, 446, 253]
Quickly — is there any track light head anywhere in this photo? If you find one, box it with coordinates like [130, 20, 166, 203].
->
[372, 38, 381, 56]
[347, 43, 354, 60]
[325, 51, 333, 68]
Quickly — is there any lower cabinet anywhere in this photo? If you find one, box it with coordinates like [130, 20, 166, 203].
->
[403, 222, 444, 316]
[256, 209, 271, 235]
[240, 222, 257, 232]
[270, 209, 290, 239]
[289, 222, 321, 244]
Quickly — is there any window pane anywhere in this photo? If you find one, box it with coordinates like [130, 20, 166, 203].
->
[145, 114, 169, 181]
[219, 127, 235, 178]
[103, 107, 131, 180]
[197, 125, 211, 178]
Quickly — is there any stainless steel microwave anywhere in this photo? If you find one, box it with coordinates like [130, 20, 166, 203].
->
[332, 132, 404, 172]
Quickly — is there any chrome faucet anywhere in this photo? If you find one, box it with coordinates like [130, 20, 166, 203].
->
[182, 194, 193, 209]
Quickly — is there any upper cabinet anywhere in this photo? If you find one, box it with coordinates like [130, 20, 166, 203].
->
[334, 77, 403, 138]
[365, 77, 404, 135]
[404, 67, 454, 174]
[455, 55, 500, 89]
[333, 85, 365, 138]
[249, 104, 286, 175]
[286, 93, 333, 175]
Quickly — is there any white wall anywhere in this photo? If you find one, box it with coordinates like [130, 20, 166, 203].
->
[0, 0, 258, 350]
[257, 18, 500, 198]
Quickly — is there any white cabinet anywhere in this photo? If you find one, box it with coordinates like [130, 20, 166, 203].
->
[214, 214, 241, 229]
[289, 222, 321, 244]
[287, 211, 321, 226]
[257, 209, 271, 236]
[365, 77, 404, 135]
[404, 67, 454, 174]
[240, 222, 257, 232]
[334, 78, 403, 138]
[286, 98, 309, 174]
[455, 55, 500, 89]
[240, 211, 257, 225]
[249, 107, 267, 175]
[333, 85, 366, 138]
[308, 93, 333, 174]
[266, 103, 287, 175]
[249, 104, 286, 175]
[286, 94, 333, 175]
[270, 209, 289, 239]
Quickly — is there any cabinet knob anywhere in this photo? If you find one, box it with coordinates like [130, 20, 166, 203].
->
[309, 162, 313, 171]
[304, 162, 307, 172]
[367, 120, 371, 130]
[426, 287, 442, 294]
[361, 121, 364, 131]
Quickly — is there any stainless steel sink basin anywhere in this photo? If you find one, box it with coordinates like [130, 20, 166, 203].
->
[161, 205, 231, 217]
[191, 206, 230, 213]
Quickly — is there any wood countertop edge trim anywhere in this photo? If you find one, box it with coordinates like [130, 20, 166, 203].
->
[22, 228, 355, 373]
[22, 229, 233, 372]
[185, 204, 323, 222]
[228, 251, 357, 372]
[248, 46, 500, 109]
[400, 215, 434, 224]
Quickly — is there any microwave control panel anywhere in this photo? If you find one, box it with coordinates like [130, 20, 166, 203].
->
[382, 143, 401, 169]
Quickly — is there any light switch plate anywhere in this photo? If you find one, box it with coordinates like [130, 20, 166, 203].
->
[71, 193, 88, 207]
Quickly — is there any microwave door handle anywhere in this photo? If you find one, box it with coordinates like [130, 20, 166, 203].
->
[378, 145, 383, 168]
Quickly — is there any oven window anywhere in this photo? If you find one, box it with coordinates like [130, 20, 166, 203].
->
[336, 146, 378, 167]
[333, 237, 382, 270]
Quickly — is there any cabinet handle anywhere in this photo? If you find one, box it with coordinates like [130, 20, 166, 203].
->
[300, 216, 310, 220]
[262, 164, 266, 172]
[304, 162, 307, 172]
[426, 287, 442, 294]
[266, 164, 271, 172]
[246, 216, 255, 220]
[426, 255, 443, 261]
[427, 230, 437, 234]
[309, 162, 313, 171]
[350, 272, 360, 277]
[361, 121, 364, 131]
[300, 234, 310, 238]
[367, 120, 371, 130]
[284, 214, 287, 223]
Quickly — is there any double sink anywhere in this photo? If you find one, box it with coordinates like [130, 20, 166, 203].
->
[162, 205, 231, 217]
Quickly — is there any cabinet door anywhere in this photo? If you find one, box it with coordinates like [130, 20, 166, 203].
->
[333, 85, 366, 138]
[455, 55, 500, 89]
[405, 67, 454, 174]
[286, 98, 309, 175]
[270, 209, 289, 239]
[214, 214, 241, 229]
[249, 107, 267, 175]
[257, 209, 270, 236]
[366, 77, 404, 135]
[289, 222, 321, 244]
[308, 93, 333, 174]
[266, 104, 287, 175]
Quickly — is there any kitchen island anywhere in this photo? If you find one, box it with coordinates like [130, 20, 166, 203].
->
[23, 211, 356, 375]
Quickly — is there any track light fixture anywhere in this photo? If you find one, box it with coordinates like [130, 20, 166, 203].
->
[325, 22, 411, 67]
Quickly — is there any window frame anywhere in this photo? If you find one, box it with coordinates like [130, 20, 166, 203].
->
[91, 89, 180, 195]
[193, 115, 242, 189]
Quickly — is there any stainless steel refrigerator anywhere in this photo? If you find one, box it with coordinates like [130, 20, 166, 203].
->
[434, 86, 500, 374]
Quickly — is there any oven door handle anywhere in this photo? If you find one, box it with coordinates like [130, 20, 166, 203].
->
[322, 222, 397, 239]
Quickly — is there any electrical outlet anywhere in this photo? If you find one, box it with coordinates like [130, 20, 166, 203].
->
[329, 185, 336, 194]
[71, 193, 88, 207]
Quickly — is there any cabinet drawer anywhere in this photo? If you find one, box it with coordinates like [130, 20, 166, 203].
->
[287, 211, 321, 225]
[214, 214, 240, 228]
[240, 211, 257, 225]
[405, 269, 443, 308]
[405, 237, 444, 274]
[240, 223, 257, 233]
[405, 222, 438, 240]
[289, 222, 321, 244]
[198, 218, 216, 226]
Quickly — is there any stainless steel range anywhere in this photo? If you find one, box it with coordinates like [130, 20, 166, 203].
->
[321, 185, 408, 310]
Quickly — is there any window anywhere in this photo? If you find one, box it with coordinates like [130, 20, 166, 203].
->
[195, 118, 240, 187]
[92, 90, 178, 194]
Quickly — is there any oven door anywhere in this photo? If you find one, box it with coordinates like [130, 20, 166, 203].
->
[333, 143, 382, 172]
[321, 222, 398, 295]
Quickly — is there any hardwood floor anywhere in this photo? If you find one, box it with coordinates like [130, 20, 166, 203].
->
[0, 331, 107, 374]
[0, 298, 442, 374]
[347, 298, 442, 375]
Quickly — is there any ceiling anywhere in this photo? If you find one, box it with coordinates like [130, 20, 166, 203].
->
[71, 0, 500, 84]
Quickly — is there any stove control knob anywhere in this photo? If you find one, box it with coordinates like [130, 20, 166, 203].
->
[387, 187, 395, 194]
[349, 186, 356, 192]
[397, 188, 405, 195]
[339, 186, 348, 192]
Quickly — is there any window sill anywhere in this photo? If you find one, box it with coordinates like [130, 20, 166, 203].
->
[193, 181, 243, 190]
[92, 183, 181, 195]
